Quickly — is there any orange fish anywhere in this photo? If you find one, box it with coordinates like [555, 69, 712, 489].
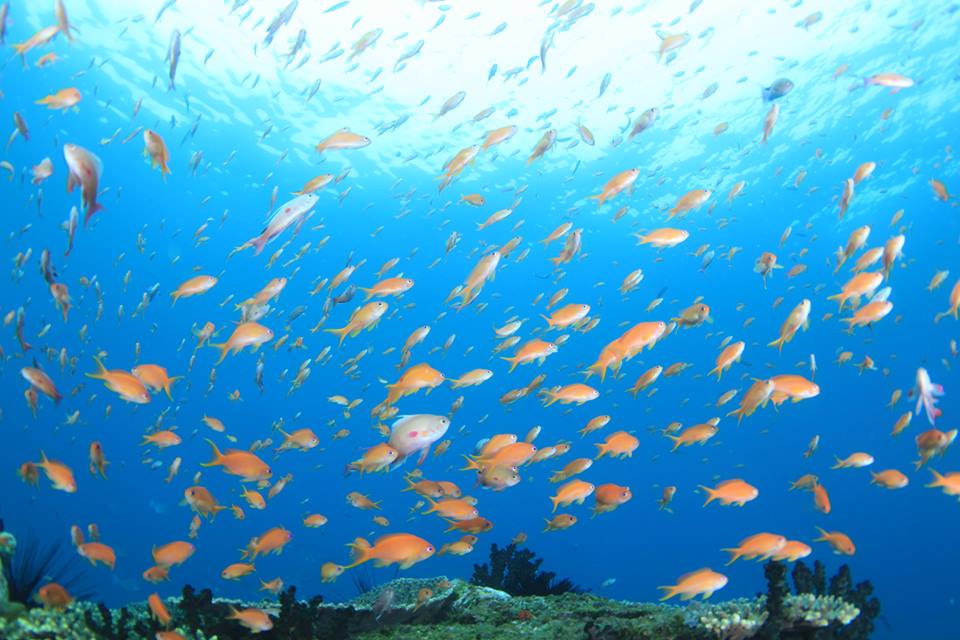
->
[221, 562, 257, 580]
[85, 356, 151, 404]
[549, 479, 595, 512]
[88, 442, 108, 478]
[228, 607, 275, 633]
[344, 533, 435, 570]
[202, 439, 271, 481]
[592, 483, 632, 516]
[37, 583, 73, 609]
[209, 322, 274, 364]
[184, 485, 228, 520]
[170, 275, 218, 304]
[594, 431, 639, 459]
[36, 451, 76, 493]
[77, 541, 116, 569]
[143, 129, 171, 178]
[152, 541, 196, 567]
[700, 479, 758, 507]
[241, 527, 293, 561]
[132, 364, 181, 399]
[36, 87, 81, 110]
[722, 533, 786, 565]
[658, 568, 727, 601]
[813, 527, 855, 555]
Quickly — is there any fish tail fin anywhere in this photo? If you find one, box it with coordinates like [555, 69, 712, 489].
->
[164, 376, 181, 400]
[85, 356, 108, 381]
[344, 537, 372, 568]
[323, 326, 349, 347]
[549, 495, 561, 513]
[699, 485, 717, 506]
[201, 438, 224, 468]
[500, 356, 518, 373]
[539, 314, 555, 328]
[668, 436, 682, 452]
[813, 526, 829, 542]
[657, 585, 677, 601]
[593, 443, 607, 460]
[83, 202, 104, 227]
[460, 455, 482, 472]
[926, 469, 945, 488]
[247, 234, 268, 256]
[767, 337, 785, 352]
[722, 549, 741, 565]
[208, 341, 229, 365]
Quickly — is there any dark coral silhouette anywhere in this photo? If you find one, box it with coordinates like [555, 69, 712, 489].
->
[470, 543, 585, 596]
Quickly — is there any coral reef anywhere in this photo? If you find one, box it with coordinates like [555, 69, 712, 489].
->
[755, 560, 879, 640]
[1, 531, 94, 608]
[0, 564, 879, 639]
[0, 604, 102, 640]
[685, 597, 769, 640]
[0, 530, 22, 623]
[470, 543, 585, 596]
[82, 601, 156, 639]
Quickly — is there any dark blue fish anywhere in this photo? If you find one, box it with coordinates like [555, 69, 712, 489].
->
[762, 78, 794, 102]
[324, 0, 348, 12]
[264, 0, 297, 45]
[488, 63, 498, 80]
[598, 71, 611, 98]
[394, 39, 423, 71]
[155, 0, 176, 23]
[488, 22, 507, 36]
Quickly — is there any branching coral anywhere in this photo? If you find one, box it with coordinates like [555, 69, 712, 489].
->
[755, 560, 878, 640]
[470, 543, 584, 596]
[2, 532, 95, 608]
[685, 597, 769, 640]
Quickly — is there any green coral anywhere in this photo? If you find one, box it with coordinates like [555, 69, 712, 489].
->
[0, 531, 22, 623]
[0, 604, 100, 640]
[783, 594, 859, 628]
[0, 569, 874, 640]
[686, 597, 769, 640]
[687, 593, 860, 640]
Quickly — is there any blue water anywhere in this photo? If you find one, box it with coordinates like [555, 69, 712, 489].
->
[2, 1, 959, 638]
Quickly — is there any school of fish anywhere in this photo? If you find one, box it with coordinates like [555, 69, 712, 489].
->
[3, 0, 959, 635]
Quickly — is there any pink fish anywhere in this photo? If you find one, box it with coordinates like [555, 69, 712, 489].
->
[63, 144, 104, 226]
[242, 194, 318, 255]
[387, 414, 450, 466]
[912, 368, 944, 425]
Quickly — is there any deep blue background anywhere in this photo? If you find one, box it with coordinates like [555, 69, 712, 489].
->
[2, 3, 960, 640]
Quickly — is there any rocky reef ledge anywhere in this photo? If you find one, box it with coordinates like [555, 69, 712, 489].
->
[1, 532, 878, 640]
[0, 573, 877, 640]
